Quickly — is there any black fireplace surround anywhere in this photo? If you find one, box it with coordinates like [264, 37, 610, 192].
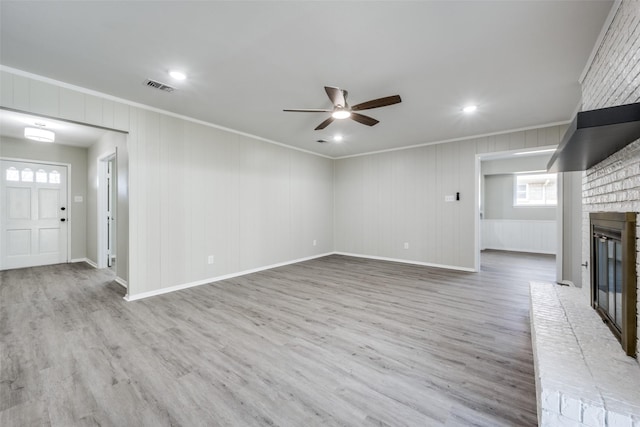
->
[590, 212, 637, 357]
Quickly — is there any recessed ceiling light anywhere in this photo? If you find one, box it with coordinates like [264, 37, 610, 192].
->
[169, 70, 187, 80]
[333, 135, 343, 142]
[332, 110, 351, 119]
[462, 105, 477, 113]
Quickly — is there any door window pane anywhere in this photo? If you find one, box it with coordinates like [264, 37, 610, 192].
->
[49, 170, 60, 184]
[21, 168, 34, 182]
[6, 167, 19, 181]
[36, 169, 48, 183]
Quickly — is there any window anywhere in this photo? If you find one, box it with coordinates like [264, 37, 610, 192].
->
[36, 169, 48, 183]
[514, 173, 557, 206]
[49, 170, 60, 184]
[21, 168, 34, 182]
[6, 167, 19, 181]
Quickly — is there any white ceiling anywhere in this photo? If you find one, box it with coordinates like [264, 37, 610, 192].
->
[0, 1, 613, 157]
[0, 109, 108, 147]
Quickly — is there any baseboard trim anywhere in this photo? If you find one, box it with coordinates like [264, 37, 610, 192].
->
[482, 247, 556, 255]
[333, 252, 478, 273]
[124, 252, 333, 302]
[71, 258, 98, 269]
[115, 277, 127, 289]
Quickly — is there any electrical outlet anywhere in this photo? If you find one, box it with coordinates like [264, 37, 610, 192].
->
[404, 242, 409, 249]
[207, 255, 214, 264]
[313, 240, 317, 246]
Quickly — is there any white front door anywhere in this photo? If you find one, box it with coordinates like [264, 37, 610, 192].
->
[0, 160, 68, 270]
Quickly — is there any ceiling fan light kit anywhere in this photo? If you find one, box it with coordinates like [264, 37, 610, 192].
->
[332, 110, 351, 120]
[284, 86, 401, 131]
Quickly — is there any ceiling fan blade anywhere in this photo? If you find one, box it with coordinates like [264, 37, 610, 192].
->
[315, 117, 335, 130]
[283, 109, 333, 113]
[350, 112, 379, 127]
[351, 95, 402, 111]
[325, 86, 346, 108]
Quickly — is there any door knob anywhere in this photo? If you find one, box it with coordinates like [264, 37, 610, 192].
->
[60, 218, 66, 222]
[61, 207, 66, 211]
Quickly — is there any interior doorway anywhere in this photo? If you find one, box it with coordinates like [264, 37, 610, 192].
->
[475, 147, 559, 278]
[1, 108, 129, 292]
[99, 153, 117, 270]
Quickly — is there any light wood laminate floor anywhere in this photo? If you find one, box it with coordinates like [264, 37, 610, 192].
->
[1, 251, 555, 426]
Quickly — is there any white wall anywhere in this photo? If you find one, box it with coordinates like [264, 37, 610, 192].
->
[334, 126, 566, 270]
[484, 175, 556, 221]
[0, 69, 334, 298]
[559, 171, 582, 285]
[0, 136, 88, 260]
[482, 220, 556, 254]
[579, 0, 640, 355]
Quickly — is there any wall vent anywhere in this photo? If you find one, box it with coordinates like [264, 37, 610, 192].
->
[144, 79, 175, 92]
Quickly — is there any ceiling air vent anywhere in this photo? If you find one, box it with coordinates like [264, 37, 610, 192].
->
[144, 79, 175, 92]
[316, 139, 328, 144]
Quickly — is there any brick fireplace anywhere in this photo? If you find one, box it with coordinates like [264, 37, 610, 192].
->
[581, 0, 640, 356]
[530, 2, 640, 426]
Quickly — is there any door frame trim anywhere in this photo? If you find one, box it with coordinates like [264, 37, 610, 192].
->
[97, 151, 116, 269]
[0, 157, 72, 266]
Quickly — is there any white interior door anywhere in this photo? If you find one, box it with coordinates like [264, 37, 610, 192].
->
[0, 160, 68, 270]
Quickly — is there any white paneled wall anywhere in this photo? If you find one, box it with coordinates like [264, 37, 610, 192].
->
[1, 69, 334, 298]
[334, 126, 566, 270]
[482, 220, 556, 254]
[1, 72, 131, 131]
[126, 104, 334, 296]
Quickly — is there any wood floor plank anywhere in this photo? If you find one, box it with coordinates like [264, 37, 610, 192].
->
[0, 250, 554, 426]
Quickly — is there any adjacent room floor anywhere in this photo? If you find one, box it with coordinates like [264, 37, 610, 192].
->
[1, 251, 555, 426]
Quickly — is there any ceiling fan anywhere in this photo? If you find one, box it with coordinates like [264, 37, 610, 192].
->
[284, 86, 402, 130]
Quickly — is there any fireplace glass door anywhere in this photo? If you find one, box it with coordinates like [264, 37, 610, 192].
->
[590, 212, 636, 357]
[594, 230, 623, 333]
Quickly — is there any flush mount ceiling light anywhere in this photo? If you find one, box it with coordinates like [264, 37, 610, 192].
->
[24, 123, 55, 142]
[462, 105, 478, 113]
[169, 70, 187, 80]
[333, 135, 343, 142]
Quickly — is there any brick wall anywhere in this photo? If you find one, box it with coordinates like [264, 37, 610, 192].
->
[581, 0, 640, 355]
